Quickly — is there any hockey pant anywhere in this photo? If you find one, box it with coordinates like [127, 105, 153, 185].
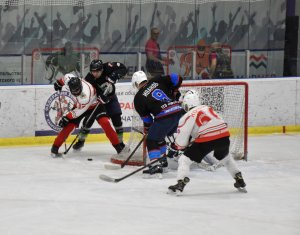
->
[179, 136, 241, 179]
[146, 113, 181, 160]
[78, 95, 123, 142]
[105, 95, 123, 142]
[53, 106, 120, 150]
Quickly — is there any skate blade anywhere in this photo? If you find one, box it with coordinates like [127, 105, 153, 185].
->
[237, 187, 247, 193]
[72, 148, 82, 152]
[142, 173, 163, 179]
[167, 189, 182, 196]
[49, 153, 64, 158]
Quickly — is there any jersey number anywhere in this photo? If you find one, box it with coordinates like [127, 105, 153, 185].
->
[196, 107, 220, 126]
[152, 89, 171, 102]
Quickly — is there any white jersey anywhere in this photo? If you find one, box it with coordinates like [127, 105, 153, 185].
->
[175, 105, 230, 149]
[59, 76, 98, 119]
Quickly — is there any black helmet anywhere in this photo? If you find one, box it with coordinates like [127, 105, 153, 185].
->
[90, 59, 104, 71]
[68, 76, 82, 96]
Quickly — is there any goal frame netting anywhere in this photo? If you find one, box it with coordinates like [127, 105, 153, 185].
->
[111, 81, 248, 166]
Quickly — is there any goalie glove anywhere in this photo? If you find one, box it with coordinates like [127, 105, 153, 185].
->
[58, 116, 70, 127]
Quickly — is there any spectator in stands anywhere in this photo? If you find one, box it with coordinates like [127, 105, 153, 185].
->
[145, 27, 173, 78]
[208, 42, 234, 79]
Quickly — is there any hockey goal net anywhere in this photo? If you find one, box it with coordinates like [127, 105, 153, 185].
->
[31, 47, 99, 84]
[111, 81, 248, 166]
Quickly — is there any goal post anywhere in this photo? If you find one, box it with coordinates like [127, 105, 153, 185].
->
[111, 81, 248, 166]
[182, 81, 248, 160]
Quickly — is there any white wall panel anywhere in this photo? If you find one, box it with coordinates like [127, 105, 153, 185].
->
[0, 87, 35, 137]
[0, 78, 300, 138]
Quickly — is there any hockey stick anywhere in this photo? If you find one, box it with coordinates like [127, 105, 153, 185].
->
[99, 156, 163, 183]
[57, 90, 67, 152]
[104, 134, 146, 170]
[132, 127, 144, 135]
[63, 102, 101, 155]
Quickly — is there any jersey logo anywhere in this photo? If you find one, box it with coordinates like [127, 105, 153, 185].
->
[44, 91, 75, 132]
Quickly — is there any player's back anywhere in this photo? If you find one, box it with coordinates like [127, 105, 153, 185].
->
[177, 105, 230, 144]
[134, 79, 182, 119]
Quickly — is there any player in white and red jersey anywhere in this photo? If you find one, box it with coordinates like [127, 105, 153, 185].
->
[50, 73, 124, 157]
[167, 89, 246, 194]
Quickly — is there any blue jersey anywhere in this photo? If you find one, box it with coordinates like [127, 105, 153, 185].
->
[134, 74, 182, 126]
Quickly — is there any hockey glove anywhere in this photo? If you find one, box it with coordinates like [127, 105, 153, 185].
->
[58, 116, 70, 127]
[100, 82, 114, 96]
[143, 126, 149, 134]
[106, 72, 120, 84]
[173, 90, 181, 101]
[167, 143, 181, 159]
[143, 122, 152, 134]
[97, 93, 109, 104]
[54, 81, 63, 91]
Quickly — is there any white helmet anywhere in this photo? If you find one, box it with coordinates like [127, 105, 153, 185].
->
[64, 73, 77, 82]
[182, 89, 200, 112]
[132, 71, 147, 90]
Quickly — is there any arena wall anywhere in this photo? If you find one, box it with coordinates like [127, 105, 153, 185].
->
[0, 78, 299, 145]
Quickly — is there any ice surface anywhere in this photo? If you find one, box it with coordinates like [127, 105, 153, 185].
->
[0, 134, 299, 235]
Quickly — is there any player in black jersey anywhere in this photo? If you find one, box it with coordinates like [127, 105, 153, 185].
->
[132, 71, 183, 176]
[73, 59, 128, 152]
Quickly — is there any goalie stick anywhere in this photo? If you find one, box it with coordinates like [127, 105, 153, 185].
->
[64, 101, 101, 154]
[104, 133, 146, 170]
[99, 156, 163, 183]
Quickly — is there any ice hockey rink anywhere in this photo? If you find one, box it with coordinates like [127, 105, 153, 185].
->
[0, 134, 299, 235]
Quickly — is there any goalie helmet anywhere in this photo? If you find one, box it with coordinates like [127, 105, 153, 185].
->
[182, 89, 200, 112]
[132, 71, 147, 90]
[68, 76, 82, 96]
[90, 59, 104, 71]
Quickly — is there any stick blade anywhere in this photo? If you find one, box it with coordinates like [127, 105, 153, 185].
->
[104, 163, 122, 170]
[99, 174, 117, 183]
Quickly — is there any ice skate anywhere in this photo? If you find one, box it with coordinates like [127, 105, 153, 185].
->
[50, 145, 63, 158]
[234, 172, 247, 193]
[112, 142, 130, 159]
[72, 127, 90, 151]
[73, 139, 85, 151]
[142, 157, 168, 179]
[168, 177, 190, 195]
[118, 143, 131, 156]
[142, 163, 163, 179]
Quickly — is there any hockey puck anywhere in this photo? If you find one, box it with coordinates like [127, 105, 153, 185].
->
[87, 158, 93, 161]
